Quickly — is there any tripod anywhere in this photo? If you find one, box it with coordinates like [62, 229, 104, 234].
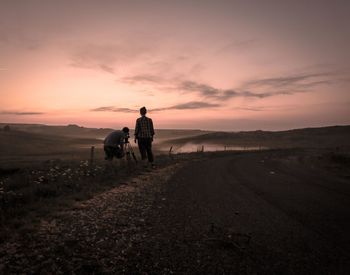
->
[124, 142, 138, 163]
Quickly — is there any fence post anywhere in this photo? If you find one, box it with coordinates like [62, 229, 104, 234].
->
[90, 146, 95, 165]
[169, 146, 174, 159]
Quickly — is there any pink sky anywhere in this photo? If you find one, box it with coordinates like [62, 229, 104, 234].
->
[1, 0, 349, 130]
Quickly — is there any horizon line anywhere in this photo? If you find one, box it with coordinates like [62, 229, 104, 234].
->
[1, 122, 349, 133]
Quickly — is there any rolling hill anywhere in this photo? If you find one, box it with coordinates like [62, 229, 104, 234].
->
[0, 129, 99, 156]
[162, 125, 350, 149]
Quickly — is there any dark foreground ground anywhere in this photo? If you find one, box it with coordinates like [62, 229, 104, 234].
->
[1, 149, 350, 274]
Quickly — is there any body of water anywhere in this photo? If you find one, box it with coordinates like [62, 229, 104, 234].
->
[161, 143, 267, 153]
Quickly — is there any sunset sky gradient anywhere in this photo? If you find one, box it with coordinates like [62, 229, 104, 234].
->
[1, 0, 349, 130]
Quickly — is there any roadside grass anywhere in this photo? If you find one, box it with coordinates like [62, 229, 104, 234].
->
[0, 153, 176, 243]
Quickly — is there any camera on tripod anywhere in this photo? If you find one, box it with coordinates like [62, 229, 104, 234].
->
[123, 134, 137, 163]
[124, 133, 130, 144]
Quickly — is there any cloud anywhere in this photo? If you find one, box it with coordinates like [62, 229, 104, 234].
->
[153, 101, 220, 111]
[171, 102, 220, 110]
[180, 81, 221, 98]
[90, 106, 138, 113]
[120, 73, 316, 102]
[179, 70, 340, 101]
[99, 64, 115, 74]
[217, 39, 258, 53]
[178, 80, 300, 100]
[69, 44, 117, 73]
[243, 72, 333, 90]
[0, 111, 44, 115]
[91, 101, 220, 113]
[69, 42, 153, 75]
[118, 68, 340, 108]
[0, 27, 46, 51]
[235, 104, 298, 112]
[235, 107, 264, 112]
[121, 74, 166, 85]
[119, 60, 198, 87]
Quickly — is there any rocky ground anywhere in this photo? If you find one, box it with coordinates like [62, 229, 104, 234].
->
[1, 149, 350, 274]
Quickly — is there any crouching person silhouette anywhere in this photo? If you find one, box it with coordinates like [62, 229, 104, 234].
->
[134, 107, 155, 168]
[103, 127, 129, 160]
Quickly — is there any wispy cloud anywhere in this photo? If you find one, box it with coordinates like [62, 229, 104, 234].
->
[235, 104, 298, 112]
[91, 101, 220, 113]
[69, 42, 153, 75]
[179, 70, 341, 101]
[235, 107, 264, 112]
[243, 72, 333, 90]
[121, 74, 166, 85]
[91, 106, 138, 113]
[153, 101, 220, 111]
[117, 68, 341, 109]
[179, 80, 304, 100]
[69, 44, 116, 73]
[0, 27, 46, 51]
[0, 111, 44, 115]
[179, 81, 221, 98]
[99, 64, 115, 74]
[217, 39, 258, 53]
[170, 101, 220, 110]
[121, 68, 333, 102]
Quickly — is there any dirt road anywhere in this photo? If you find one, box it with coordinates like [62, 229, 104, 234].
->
[135, 150, 350, 274]
[1, 150, 349, 274]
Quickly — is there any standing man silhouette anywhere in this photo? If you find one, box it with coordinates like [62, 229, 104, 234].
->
[134, 106, 155, 167]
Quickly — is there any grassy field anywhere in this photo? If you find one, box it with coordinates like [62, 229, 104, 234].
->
[1, 124, 349, 244]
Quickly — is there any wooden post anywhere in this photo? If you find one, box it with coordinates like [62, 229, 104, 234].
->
[169, 146, 173, 159]
[90, 146, 95, 165]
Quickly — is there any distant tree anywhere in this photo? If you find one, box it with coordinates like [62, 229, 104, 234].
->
[67, 124, 81, 128]
[3, 125, 11, 131]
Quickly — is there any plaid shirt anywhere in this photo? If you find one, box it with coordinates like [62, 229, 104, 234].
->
[135, 116, 155, 139]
